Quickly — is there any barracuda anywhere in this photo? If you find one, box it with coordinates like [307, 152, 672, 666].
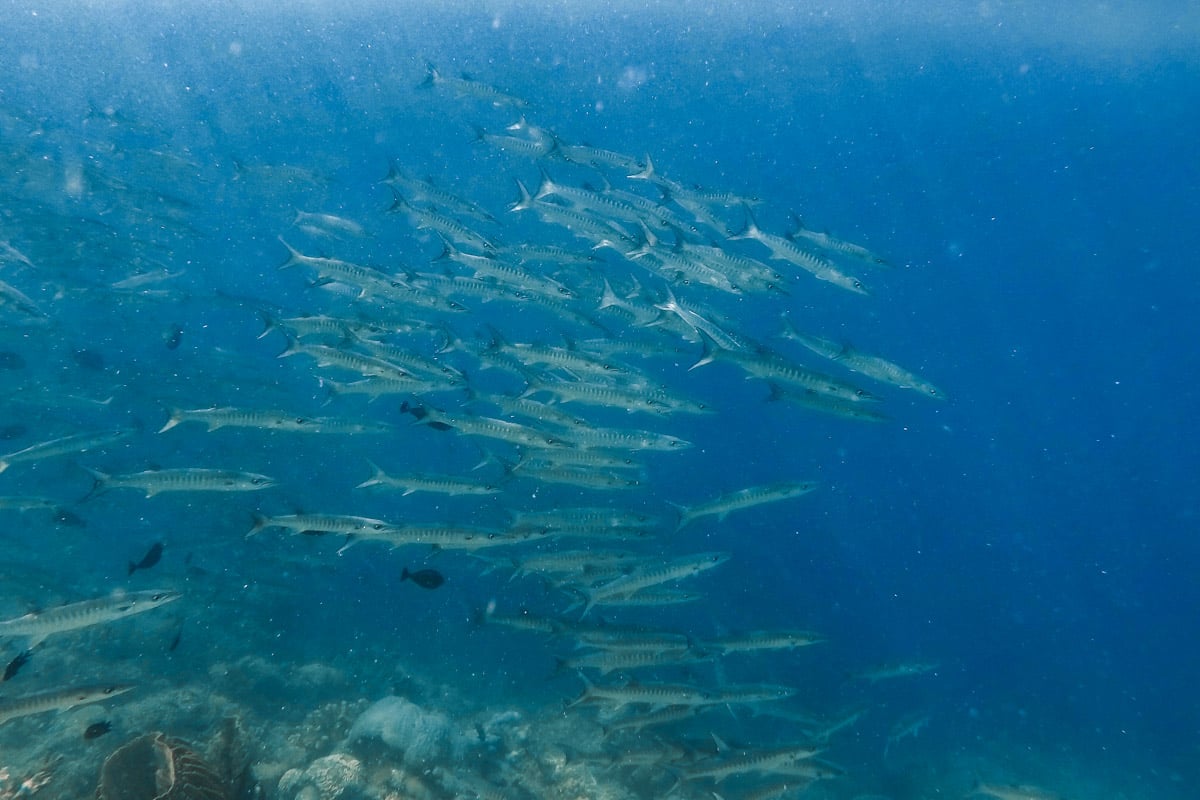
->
[0, 590, 180, 648]
[83, 467, 276, 498]
[0, 428, 134, 474]
[784, 327, 945, 400]
[673, 481, 820, 530]
[0, 684, 135, 727]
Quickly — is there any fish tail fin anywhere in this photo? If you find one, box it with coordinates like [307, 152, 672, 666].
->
[276, 236, 304, 269]
[256, 309, 279, 340]
[689, 329, 720, 371]
[598, 278, 622, 311]
[275, 335, 302, 359]
[385, 187, 409, 215]
[509, 179, 535, 212]
[628, 154, 655, 180]
[430, 234, 456, 264]
[355, 459, 387, 489]
[666, 501, 689, 532]
[727, 204, 761, 241]
[245, 513, 268, 539]
[157, 408, 183, 434]
[77, 465, 109, 502]
[401, 567, 411, 582]
[418, 63, 438, 89]
[127, 561, 137, 576]
[378, 159, 402, 186]
[534, 167, 555, 200]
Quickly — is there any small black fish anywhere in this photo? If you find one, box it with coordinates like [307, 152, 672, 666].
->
[0, 351, 25, 370]
[54, 509, 86, 527]
[0, 423, 27, 440]
[84, 721, 112, 740]
[128, 542, 165, 575]
[168, 629, 182, 652]
[164, 323, 183, 350]
[3, 650, 31, 681]
[72, 348, 107, 371]
[401, 567, 445, 590]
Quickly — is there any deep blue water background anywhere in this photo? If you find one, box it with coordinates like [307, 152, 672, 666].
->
[3, 0, 1198, 788]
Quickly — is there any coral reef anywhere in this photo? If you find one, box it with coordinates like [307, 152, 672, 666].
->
[345, 697, 466, 770]
[277, 754, 364, 800]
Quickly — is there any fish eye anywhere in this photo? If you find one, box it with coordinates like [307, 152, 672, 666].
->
[151, 593, 167, 601]
[103, 686, 119, 695]
[252, 477, 268, 485]
[372, 523, 385, 530]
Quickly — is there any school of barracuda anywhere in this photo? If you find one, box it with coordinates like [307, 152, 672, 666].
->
[0, 63, 1057, 800]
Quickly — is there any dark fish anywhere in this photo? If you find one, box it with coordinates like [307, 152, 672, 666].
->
[128, 542, 165, 575]
[0, 424, 26, 440]
[84, 720, 112, 740]
[72, 348, 106, 371]
[2, 650, 31, 681]
[54, 509, 86, 527]
[168, 629, 182, 652]
[401, 567, 445, 590]
[0, 351, 25, 370]
[164, 323, 183, 350]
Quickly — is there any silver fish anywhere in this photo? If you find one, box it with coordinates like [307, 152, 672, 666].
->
[0, 428, 134, 474]
[83, 467, 276, 498]
[0, 590, 180, 648]
[0, 684, 135, 726]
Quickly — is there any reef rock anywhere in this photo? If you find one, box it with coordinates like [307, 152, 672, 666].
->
[346, 697, 465, 769]
[277, 753, 364, 800]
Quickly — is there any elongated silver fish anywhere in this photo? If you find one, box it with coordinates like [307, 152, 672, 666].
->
[421, 64, 529, 108]
[0, 428, 134, 474]
[785, 329, 945, 400]
[352, 524, 523, 553]
[83, 467, 276, 498]
[673, 481, 819, 530]
[682, 742, 824, 784]
[574, 552, 731, 617]
[0, 590, 180, 648]
[556, 645, 708, 676]
[246, 512, 393, 538]
[701, 629, 826, 654]
[159, 406, 392, 435]
[355, 462, 501, 497]
[0, 684, 135, 726]
[730, 210, 868, 295]
[570, 676, 712, 710]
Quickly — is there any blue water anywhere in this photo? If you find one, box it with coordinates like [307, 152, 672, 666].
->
[1, 2, 1197, 798]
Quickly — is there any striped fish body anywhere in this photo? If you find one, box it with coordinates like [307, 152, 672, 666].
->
[85, 468, 276, 497]
[0, 590, 180, 648]
[0, 684, 134, 726]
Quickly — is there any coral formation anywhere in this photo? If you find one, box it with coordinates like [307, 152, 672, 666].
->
[277, 753, 364, 800]
[345, 697, 465, 770]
